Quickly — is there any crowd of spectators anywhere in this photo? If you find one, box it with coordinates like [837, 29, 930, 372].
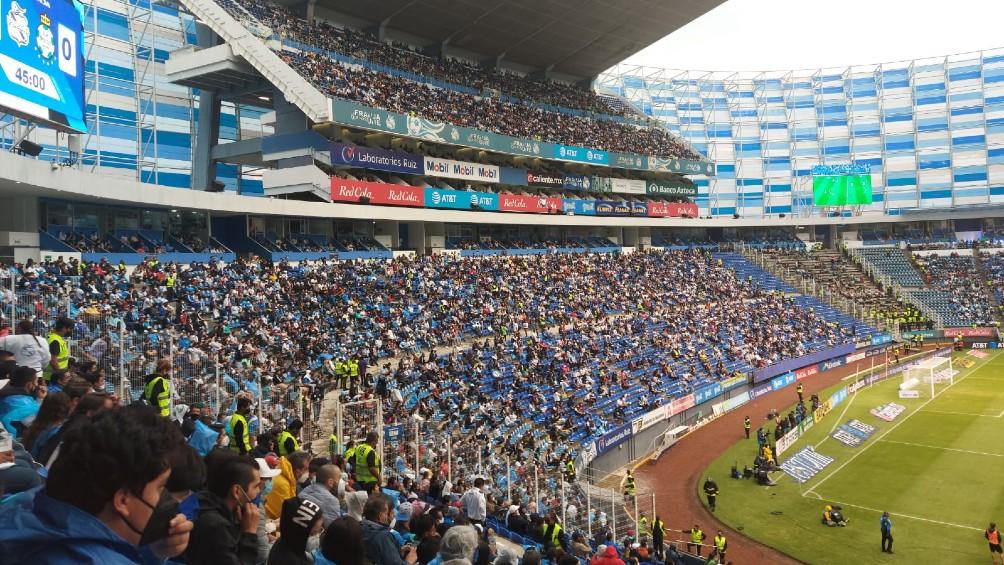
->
[914, 253, 995, 326]
[211, 0, 700, 159]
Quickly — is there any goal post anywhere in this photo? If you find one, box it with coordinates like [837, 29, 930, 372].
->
[901, 356, 954, 398]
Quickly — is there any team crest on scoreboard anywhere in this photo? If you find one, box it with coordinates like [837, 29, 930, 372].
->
[7, 1, 31, 48]
[36, 13, 55, 63]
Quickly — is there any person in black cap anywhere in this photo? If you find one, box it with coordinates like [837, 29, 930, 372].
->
[267, 497, 323, 565]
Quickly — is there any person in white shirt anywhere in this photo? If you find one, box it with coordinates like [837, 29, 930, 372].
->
[460, 477, 488, 527]
[0, 320, 51, 375]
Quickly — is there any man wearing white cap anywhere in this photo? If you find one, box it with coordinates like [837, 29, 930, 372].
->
[254, 457, 281, 564]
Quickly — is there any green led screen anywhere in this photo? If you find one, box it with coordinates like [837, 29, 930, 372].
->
[812, 174, 873, 206]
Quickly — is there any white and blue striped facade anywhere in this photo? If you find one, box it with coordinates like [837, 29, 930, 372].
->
[602, 49, 1004, 218]
[9, 0, 267, 194]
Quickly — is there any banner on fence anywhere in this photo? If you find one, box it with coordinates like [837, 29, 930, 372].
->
[329, 142, 422, 175]
[632, 405, 668, 434]
[775, 429, 799, 456]
[819, 356, 846, 372]
[813, 399, 833, 423]
[829, 387, 849, 409]
[668, 393, 695, 417]
[795, 364, 818, 381]
[694, 383, 723, 405]
[771, 371, 795, 390]
[646, 179, 698, 197]
[712, 391, 750, 417]
[720, 375, 746, 391]
[596, 423, 633, 454]
[498, 194, 562, 214]
[555, 144, 609, 165]
[750, 383, 773, 400]
[424, 188, 499, 211]
[779, 447, 835, 483]
[945, 327, 995, 337]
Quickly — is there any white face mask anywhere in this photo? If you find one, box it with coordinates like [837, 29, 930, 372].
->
[306, 533, 321, 553]
[299, 472, 310, 484]
[337, 481, 346, 497]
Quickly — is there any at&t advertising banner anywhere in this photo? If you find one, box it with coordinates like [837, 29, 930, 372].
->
[424, 187, 499, 211]
[554, 144, 609, 165]
[498, 194, 562, 213]
[329, 142, 422, 175]
[330, 178, 424, 207]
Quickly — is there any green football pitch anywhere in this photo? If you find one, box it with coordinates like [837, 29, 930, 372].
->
[703, 350, 1004, 565]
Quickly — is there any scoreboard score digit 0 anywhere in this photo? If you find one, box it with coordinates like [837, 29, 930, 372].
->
[0, 0, 85, 132]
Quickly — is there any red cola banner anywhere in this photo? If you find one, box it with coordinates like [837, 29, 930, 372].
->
[330, 178, 425, 207]
[647, 201, 699, 217]
[497, 194, 563, 213]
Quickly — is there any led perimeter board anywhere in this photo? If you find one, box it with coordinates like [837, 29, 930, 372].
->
[0, 0, 85, 132]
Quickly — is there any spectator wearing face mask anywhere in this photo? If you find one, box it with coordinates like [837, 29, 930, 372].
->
[361, 495, 418, 565]
[265, 450, 311, 520]
[255, 457, 282, 563]
[300, 463, 344, 526]
[267, 497, 323, 565]
[182, 451, 261, 565]
[0, 404, 193, 563]
[0, 365, 45, 436]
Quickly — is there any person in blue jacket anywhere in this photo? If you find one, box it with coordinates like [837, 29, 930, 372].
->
[0, 366, 44, 436]
[0, 403, 194, 564]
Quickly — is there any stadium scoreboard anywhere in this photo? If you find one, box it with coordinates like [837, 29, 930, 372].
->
[0, 0, 85, 132]
[811, 164, 873, 206]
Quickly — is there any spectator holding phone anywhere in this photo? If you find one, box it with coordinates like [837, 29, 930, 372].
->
[0, 403, 193, 563]
[182, 451, 261, 564]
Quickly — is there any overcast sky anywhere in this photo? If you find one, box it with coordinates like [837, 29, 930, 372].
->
[619, 0, 1004, 73]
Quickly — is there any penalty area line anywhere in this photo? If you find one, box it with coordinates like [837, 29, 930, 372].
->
[878, 439, 1004, 458]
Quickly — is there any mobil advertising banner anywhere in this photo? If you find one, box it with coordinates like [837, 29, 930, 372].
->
[330, 178, 425, 207]
[329, 142, 422, 175]
[596, 423, 632, 454]
[595, 200, 632, 216]
[424, 187, 499, 211]
[669, 393, 695, 416]
[526, 171, 564, 189]
[498, 194, 562, 213]
[424, 157, 500, 183]
[646, 201, 699, 217]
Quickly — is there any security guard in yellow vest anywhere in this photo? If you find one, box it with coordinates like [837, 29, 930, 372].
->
[564, 458, 576, 482]
[335, 357, 348, 391]
[165, 271, 176, 299]
[796, 382, 804, 401]
[543, 512, 563, 550]
[344, 441, 357, 469]
[714, 531, 728, 560]
[652, 515, 666, 558]
[142, 359, 172, 417]
[348, 357, 360, 397]
[329, 429, 339, 459]
[744, 416, 751, 439]
[277, 419, 303, 456]
[228, 396, 253, 454]
[354, 431, 381, 490]
[686, 525, 705, 557]
[638, 512, 650, 538]
[623, 469, 636, 500]
[43, 317, 73, 382]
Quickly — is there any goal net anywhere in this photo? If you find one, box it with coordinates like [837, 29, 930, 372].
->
[900, 356, 955, 398]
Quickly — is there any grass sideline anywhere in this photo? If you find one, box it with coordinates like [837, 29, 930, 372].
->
[701, 350, 1004, 565]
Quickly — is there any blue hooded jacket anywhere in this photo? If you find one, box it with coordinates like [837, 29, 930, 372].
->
[0, 487, 161, 564]
[0, 386, 40, 435]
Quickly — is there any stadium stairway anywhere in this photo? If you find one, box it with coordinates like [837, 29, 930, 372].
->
[173, 0, 329, 122]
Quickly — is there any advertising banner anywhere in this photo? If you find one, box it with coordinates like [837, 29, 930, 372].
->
[384, 424, 403, 442]
[424, 157, 500, 183]
[713, 391, 750, 416]
[775, 429, 799, 457]
[631, 201, 648, 216]
[871, 334, 893, 346]
[646, 180, 698, 197]
[596, 423, 633, 453]
[329, 142, 422, 175]
[595, 200, 632, 216]
[870, 403, 906, 422]
[813, 399, 833, 423]
[694, 383, 723, 405]
[669, 393, 695, 417]
[611, 178, 646, 195]
[720, 375, 747, 391]
[945, 327, 995, 337]
[562, 174, 590, 191]
[646, 201, 699, 218]
[632, 405, 668, 434]
[526, 171, 565, 188]
[845, 351, 866, 363]
[755, 343, 855, 382]
[749, 383, 773, 400]
[795, 365, 819, 381]
[772, 371, 795, 390]
[829, 387, 848, 409]
[423, 188, 499, 211]
[555, 144, 609, 165]
[779, 447, 835, 483]
[330, 178, 425, 207]
[562, 199, 596, 216]
[610, 152, 648, 170]
[650, 156, 715, 176]
[832, 419, 877, 447]
[498, 194, 562, 214]
[818, 356, 846, 372]
[589, 176, 614, 193]
[902, 329, 939, 339]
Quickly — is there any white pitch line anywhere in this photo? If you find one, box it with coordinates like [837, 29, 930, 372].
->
[804, 352, 996, 493]
[801, 496, 982, 531]
[878, 439, 1004, 458]
[919, 409, 1000, 418]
